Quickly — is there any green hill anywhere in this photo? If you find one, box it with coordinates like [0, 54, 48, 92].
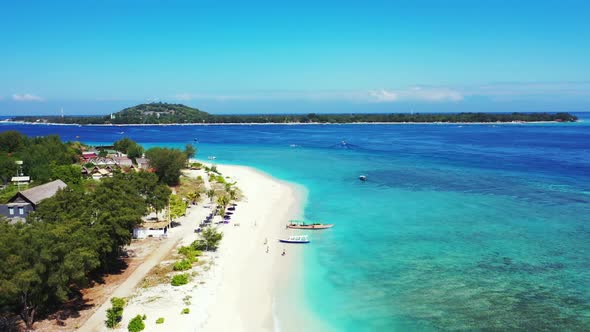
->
[110, 103, 212, 124]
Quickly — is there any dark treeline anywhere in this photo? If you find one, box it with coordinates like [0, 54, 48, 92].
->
[0, 133, 196, 329]
[0, 172, 171, 329]
[0, 131, 82, 188]
[205, 112, 579, 123]
[7, 103, 579, 124]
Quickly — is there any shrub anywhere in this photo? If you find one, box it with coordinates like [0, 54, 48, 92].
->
[111, 297, 126, 309]
[171, 273, 189, 286]
[105, 308, 120, 329]
[156, 317, 165, 324]
[181, 308, 190, 314]
[191, 228, 223, 251]
[127, 315, 145, 332]
[105, 297, 126, 328]
[178, 246, 201, 262]
[173, 259, 192, 271]
[190, 240, 207, 251]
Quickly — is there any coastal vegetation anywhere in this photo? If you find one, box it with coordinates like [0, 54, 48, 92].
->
[191, 228, 223, 251]
[145, 147, 186, 186]
[0, 132, 239, 330]
[0, 131, 80, 187]
[170, 273, 190, 286]
[127, 314, 145, 332]
[113, 138, 144, 159]
[7, 102, 579, 124]
[105, 297, 126, 329]
[0, 170, 173, 329]
[0, 133, 192, 329]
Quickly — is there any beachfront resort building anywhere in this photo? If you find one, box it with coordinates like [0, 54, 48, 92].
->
[0, 180, 67, 221]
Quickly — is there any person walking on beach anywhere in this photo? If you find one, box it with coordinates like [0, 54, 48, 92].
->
[282, 249, 286, 256]
[264, 238, 268, 245]
[266, 246, 269, 253]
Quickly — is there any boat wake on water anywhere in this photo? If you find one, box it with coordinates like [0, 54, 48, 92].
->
[328, 140, 362, 150]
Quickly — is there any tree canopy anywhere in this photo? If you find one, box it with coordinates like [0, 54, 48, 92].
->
[0, 132, 81, 185]
[145, 147, 187, 186]
[113, 137, 144, 159]
[0, 171, 171, 329]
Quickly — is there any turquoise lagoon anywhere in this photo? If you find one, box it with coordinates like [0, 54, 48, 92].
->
[2, 118, 590, 330]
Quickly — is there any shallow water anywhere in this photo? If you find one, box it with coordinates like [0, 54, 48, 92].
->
[3, 116, 590, 331]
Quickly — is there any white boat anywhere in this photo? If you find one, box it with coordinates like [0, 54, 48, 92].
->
[359, 175, 367, 181]
[279, 235, 310, 244]
[208, 156, 217, 160]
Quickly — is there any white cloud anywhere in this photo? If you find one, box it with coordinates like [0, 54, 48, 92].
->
[12, 93, 44, 102]
[173, 93, 193, 101]
[173, 88, 463, 104]
[368, 87, 463, 103]
[172, 82, 590, 105]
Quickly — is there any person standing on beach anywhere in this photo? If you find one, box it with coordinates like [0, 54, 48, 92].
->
[266, 246, 269, 253]
[282, 249, 286, 256]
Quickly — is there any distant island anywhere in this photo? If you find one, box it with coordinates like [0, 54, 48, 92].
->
[7, 102, 578, 124]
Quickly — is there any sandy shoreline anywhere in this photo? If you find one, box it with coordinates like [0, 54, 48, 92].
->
[88, 163, 323, 332]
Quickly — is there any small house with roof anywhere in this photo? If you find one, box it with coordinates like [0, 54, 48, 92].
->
[0, 180, 67, 221]
[135, 157, 150, 170]
[114, 156, 133, 168]
[88, 157, 117, 166]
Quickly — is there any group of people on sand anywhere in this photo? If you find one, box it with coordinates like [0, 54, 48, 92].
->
[264, 238, 286, 256]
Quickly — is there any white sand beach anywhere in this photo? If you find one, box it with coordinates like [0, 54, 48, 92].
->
[80, 163, 323, 332]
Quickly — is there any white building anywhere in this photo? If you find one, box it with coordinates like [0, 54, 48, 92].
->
[133, 220, 170, 239]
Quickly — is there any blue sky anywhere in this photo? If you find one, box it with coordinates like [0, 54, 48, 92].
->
[1, 0, 589, 115]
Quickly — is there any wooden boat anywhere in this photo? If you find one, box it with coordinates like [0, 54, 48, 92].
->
[287, 220, 334, 230]
[279, 235, 310, 244]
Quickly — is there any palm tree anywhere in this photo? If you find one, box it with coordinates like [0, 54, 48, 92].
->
[206, 189, 215, 203]
[216, 195, 229, 216]
[228, 189, 237, 202]
[186, 191, 199, 205]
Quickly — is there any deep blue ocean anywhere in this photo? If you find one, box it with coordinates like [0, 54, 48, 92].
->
[1, 115, 589, 331]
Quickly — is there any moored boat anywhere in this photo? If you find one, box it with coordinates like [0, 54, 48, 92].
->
[279, 235, 310, 244]
[287, 220, 334, 229]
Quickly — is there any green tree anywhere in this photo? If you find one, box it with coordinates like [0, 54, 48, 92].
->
[191, 227, 223, 251]
[145, 147, 187, 186]
[50, 163, 82, 187]
[105, 297, 125, 328]
[19, 135, 80, 183]
[185, 190, 200, 205]
[184, 144, 196, 162]
[0, 154, 17, 185]
[169, 194, 186, 220]
[114, 138, 144, 159]
[216, 195, 230, 216]
[148, 184, 171, 220]
[206, 189, 215, 203]
[0, 208, 101, 329]
[127, 144, 144, 159]
[0, 131, 24, 153]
